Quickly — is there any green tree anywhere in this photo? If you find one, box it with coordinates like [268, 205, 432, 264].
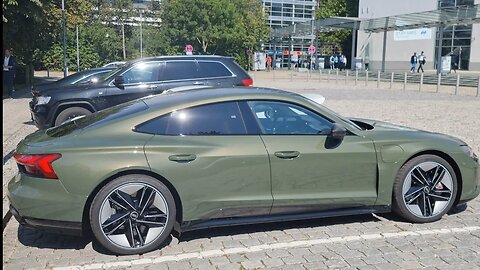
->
[159, 0, 270, 67]
[316, 0, 358, 52]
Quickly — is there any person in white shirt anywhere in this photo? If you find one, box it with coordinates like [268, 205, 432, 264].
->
[3, 49, 16, 98]
[417, 51, 426, 73]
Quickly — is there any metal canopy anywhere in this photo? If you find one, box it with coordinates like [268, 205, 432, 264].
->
[361, 4, 480, 33]
[271, 4, 480, 38]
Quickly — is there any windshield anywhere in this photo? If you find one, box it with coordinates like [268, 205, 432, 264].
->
[318, 103, 362, 131]
[55, 71, 93, 86]
[46, 100, 148, 137]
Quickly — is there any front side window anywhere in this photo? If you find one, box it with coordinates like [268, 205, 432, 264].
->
[136, 102, 247, 135]
[122, 62, 161, 84]
[247, 101, 332, 135]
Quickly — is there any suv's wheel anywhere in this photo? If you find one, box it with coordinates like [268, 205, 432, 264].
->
[54, 107, 92, 126]
[392, 155, 457, 223]
[90, 175, 176, 255]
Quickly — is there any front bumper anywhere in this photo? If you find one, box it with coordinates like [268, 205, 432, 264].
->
[30, 104, 53, 129]
[458, 159, 480, 204]
[7, 172, 86, 236]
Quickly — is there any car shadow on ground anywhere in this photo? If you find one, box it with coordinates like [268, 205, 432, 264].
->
[15, 204, 468, 255]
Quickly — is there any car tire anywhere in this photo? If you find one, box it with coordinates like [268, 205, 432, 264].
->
[54, 107, 92, 126]
[89, 174, 176, 255]
[392, 154, 457, 223]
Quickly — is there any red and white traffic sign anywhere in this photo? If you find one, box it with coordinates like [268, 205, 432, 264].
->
[308, 45, 316, 55]
[185, 44, 193, 53]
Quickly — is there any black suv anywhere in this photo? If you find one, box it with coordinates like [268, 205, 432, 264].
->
[30, 56, 253, 129]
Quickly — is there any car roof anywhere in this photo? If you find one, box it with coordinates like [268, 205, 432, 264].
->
[143, 87, 302, 110]
[126, 55, 235, 65]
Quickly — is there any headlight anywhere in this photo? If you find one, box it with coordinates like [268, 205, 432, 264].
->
[461, 145, 478, 162]
[36, 96, 51, 105]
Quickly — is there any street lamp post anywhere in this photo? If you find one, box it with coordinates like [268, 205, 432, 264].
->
[62, 0, 68, 77]
[139, 9, 143, 58]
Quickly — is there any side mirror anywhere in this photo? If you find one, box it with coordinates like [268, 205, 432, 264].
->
[330, 123, 347, 139]
[325, 123, 347, 149]
[113, 75, 125, 89]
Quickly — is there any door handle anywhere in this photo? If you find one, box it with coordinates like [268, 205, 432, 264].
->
[193, 82, 205, 85]
[274, 151, 300, 159]
[168, 154, 197, 162]
[147, 85, 158, 90]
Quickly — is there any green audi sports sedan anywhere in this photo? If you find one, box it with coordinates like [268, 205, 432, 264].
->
[8, 87, 480, 255]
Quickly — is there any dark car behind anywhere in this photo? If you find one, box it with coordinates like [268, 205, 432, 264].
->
[30, 55, 253, 129]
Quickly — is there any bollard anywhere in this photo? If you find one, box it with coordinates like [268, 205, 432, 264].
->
[377, 70, 380, 88]
[365, 71, 368, 86]
[403, 72, 407, 90]
[390, 72, 394, 89]
[355, 70, 358, 86]
[419, 73, 424, 91]
[346, 70, 349, 84]
[328, 70, 331, 82]
[455, 74, 460, 95]
[319, 69, 322, 81]
[437, 73, 441, 93]
[477, 76, 479, 97]
[336, 69, 339, 83]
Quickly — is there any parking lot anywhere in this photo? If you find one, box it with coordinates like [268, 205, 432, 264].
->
[3, 71, 480, 270]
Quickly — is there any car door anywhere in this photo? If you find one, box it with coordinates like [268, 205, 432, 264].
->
[244, 100, 378, 214]
[140, 101, 272, 222]
[160, 60, 207, 91]
[106, 61, 163, 106]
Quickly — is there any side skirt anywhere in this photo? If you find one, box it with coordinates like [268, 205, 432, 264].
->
[180, 206, 391, 232]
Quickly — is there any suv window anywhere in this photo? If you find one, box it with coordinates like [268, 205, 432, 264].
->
[197, 61, 232, 78]
[122, 62, 161, 84]
[163, 61, 200, 81]
[247, 101, 333, 135]
[136, 101, 247, 135]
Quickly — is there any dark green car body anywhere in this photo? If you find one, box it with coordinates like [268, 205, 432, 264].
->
[8, 87, 480, 236]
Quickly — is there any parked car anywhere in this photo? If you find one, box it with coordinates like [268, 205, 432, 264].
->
[102, 61, 127, 68]
[31, 67, 115, 96]
[30, 56, 253, 129]
[9, 87, 479, 255]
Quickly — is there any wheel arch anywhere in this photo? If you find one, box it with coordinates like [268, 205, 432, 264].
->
[53, 102, 96, 126]
[401, 150, 463, 206]
[81, 169, 183, 237]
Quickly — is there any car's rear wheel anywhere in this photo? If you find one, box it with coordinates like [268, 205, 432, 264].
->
[90, 175, 176, 255]
[392, 155, 457, 223]
[54, 107, 92, 126]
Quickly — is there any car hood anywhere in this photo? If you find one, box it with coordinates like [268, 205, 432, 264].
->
[38, 83, 99, 96]
[351, 118, 467, 145]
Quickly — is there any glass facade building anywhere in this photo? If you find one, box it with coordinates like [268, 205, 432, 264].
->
[436, 0, 475, 70]
[262, 0, 317, 68]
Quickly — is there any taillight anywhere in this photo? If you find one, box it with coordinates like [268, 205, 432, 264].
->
[14, 154, 62, 179]
[241, 78, 253, 87]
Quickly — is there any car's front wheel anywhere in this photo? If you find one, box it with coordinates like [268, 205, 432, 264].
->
[89, 175, 176, 255]
[54, 107, 92, 126]
[392, 154, 457, 223]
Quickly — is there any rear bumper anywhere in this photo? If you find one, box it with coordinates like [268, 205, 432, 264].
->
[9, 204, 83, 236]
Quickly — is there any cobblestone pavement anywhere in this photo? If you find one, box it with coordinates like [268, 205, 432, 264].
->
[3, 72, 480, 270]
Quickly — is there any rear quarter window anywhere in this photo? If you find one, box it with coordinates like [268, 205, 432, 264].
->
[197, 61, 233, 78]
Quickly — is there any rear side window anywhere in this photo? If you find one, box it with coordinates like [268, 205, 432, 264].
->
[197, 61, 232, 78]
[135, 102, 247, 135]
[163, 61, 200, 81]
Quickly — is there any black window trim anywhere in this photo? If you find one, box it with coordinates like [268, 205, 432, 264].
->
[133, 101, 249, 136]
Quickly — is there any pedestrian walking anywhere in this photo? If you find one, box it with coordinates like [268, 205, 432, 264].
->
[3, 49, 16, 98]
[410, 52, 418, 73]
[266, 55, 272, 72]
[364, 56, 370, 71]
[451, 54, 459, 73]
[339, 54, 347, 71]
[329, 55, 335, 70]
[417, 51, 426, 73]
[334, 54, 339, 70]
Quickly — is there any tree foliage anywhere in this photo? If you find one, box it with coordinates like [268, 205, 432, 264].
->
[316, 0, 358, 52]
